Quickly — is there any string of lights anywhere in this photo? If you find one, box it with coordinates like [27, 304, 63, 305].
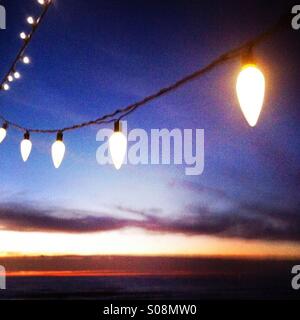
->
[0, 0, 52, 92]
[0, 9, 291, 168]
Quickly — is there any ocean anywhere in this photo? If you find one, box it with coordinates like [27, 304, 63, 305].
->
[1, 273, 299, 300]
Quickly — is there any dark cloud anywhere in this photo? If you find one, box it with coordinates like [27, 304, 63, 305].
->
[0, 201, 299, 242]
[0, 204, 135, 233]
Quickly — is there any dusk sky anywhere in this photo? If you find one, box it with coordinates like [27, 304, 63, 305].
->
[0, 0, 300, 268]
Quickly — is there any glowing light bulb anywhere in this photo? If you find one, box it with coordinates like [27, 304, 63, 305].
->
[20, 132, 32, 162]
[109, 121, 127, 170]
[0, 123, 8, 144]
[52, 132, 66, 169]
[3, 83, 10, 91]
[20, 32, 27, 40]
[236, 64, 265, 127]
[27, 16, 35, 25]
[14, 71, 21, 79]
[38, 0, 50, 5]
[22, 56, 30, 64]
[8, 75, 14, 82]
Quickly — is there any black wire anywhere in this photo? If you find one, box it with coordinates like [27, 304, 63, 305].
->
[0, 3, 51, 89]
[0, 12, 291, 135]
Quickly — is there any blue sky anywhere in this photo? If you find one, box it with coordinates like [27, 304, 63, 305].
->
[0, 0, 300, 258]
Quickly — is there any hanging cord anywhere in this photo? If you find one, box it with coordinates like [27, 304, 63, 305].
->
[0, 12, 290, 134]
[0, 2, 52, 90]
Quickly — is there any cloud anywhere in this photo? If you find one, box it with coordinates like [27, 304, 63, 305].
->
[0, 201, 299, 242]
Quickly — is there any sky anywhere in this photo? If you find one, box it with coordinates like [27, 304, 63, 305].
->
[0, 0, 300, 269]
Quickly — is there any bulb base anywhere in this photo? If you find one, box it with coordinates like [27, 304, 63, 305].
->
[57, 131, 63, 141]
[114, 121, 122, 132]
[24, 131, 30, 140]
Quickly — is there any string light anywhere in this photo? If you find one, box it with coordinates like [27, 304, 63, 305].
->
[14, 71, 21, 79]
[0, 123, 8, 144]
[22, 56, 31, 64]
[236, 49, 265, 127]
[7, 75, 14, 82]
[20, 132, 32, 162]
[109, 121, 127, 170]
[38, 0, 51, 5]
[3, 83, 10, 91]
[0, 12, 291, 168]
[27, 16, 36, 25]
[52, 132, 66, 169]
[0, 1, 52, 92]
[20, 32, 28, 40]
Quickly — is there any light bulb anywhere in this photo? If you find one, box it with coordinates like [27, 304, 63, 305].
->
[20, 132, 32, 162]
[22, 56, 30, 64]
[8, 75, 14, 82]
[109, 121, 127, 170]
[52, 132, 66, 169]
[38, 0, 51, 5]
[3, 83, 10, 91]
[236, 64, 265, 127]
[20, 32, 27, 40]
[27, 17, 35, 25]
[14, 71, 21, 79]
[0, 124, 8, 144]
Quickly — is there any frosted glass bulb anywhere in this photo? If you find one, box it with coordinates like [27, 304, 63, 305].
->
[109, 126, 127, 170]
[27, 17, 35, 25]
[236, 64, 265, 127]
[52, 133, 65, 169]
[0, 127, 7, 143]
[23, 56, 30, 64]
[21, 138, 32, 162]
[14, 71, 21, 79]
[3, 83, 10, 91]
[20, 32, 27, 40]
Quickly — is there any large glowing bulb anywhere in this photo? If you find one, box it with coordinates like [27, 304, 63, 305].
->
[236, 64, 265, 127]
[20, 132, 32, 162]
[51, 132, 66, 169]
[109, 121, 127, 170]
[0, 124, 8, 143]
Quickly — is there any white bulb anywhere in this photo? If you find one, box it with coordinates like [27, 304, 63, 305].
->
[3, 83, 10, 91]
[236, 64, 265, 127]
[27, 17, 35, 25]
[38, 0, 50, 5]
[20, 32, 27, 40]
[0, 128, 7, 143]
[21, 139, 32, 162]
[23, 56, 30, 64]
[8, 75, 14, 82]
[14, 71, 21, 79]
[109, 132, 127, 170]
[52, 140, 66, 169]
